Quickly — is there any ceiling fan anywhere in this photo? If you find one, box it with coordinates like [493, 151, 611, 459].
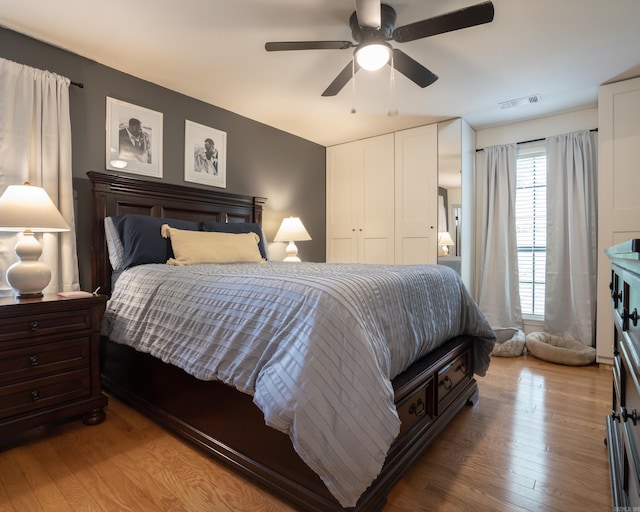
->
[265, 0, 495, 97]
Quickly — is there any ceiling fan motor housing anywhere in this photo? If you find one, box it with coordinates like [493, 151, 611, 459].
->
[350, 4, 397, 43]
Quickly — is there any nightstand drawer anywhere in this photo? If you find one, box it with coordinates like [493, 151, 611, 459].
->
[437, 350, 471, 411]
[0, 308, 94, 344]
[0, 369, 91, 420]
[0, 337, 90, 386]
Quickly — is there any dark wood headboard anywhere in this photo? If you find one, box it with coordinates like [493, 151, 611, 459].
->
[88, 171, 266, 296]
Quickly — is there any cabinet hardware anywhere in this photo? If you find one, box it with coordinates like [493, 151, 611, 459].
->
[439, 375, 453, 390]
[621, 407, 638, 425]
[623, 307, 639, 331]
[29, 355, 38, 366]
[29, 321, 39, 332]
[456, 361, 467, 374]
[408, 398, 425, 417]
[31, 389, 40, 401]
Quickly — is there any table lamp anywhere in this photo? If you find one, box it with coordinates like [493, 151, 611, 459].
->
[0, 183, 70, 298]
[274, 217, 311, 262]
[438, 231, 455, 256]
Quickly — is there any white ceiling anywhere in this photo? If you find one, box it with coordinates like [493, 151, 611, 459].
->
[1, 0, 639, 147]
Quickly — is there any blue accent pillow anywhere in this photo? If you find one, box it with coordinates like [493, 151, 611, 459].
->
[200, 220, 269, 260]
[111, 214, 201, 268]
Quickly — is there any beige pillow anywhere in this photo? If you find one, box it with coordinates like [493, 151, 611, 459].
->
[161, 224, 264, 265]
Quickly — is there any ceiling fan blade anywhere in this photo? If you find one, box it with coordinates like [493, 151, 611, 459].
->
[355, 0, 381, 29]
[265, 41, 354, 51]
[322, 60, 361, 97]
[393, 1, 495, 43]
[391, 49, 438, 88]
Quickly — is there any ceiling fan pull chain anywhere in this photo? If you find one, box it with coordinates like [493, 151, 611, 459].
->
[388, 54, 398, 116]
[351, 59, 357, 114]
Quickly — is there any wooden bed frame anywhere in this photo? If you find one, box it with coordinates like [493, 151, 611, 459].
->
[88, 170, 481, 512]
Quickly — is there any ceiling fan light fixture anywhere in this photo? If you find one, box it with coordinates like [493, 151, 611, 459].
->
[355, 42, 391, 71]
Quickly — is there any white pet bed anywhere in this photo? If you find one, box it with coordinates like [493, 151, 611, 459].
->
[525, 332, 596, 366]
[492, 328, 526, 357]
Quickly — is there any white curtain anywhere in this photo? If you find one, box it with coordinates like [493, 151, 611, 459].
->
[476, 144, 523, 329]
[544, 131, 597, 346]
[0, 57, 79, 296]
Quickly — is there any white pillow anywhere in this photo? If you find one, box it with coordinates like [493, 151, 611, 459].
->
[104, 217, 125, 271]
[161, 224, 264, 265]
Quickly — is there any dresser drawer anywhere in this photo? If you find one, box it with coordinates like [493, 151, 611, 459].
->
[0, 337, 90, 386]
[0, 308, 94, 344]
[397, 378, 434, 436]
[437, 350, 471, 412]
[0, 369, 91, 420]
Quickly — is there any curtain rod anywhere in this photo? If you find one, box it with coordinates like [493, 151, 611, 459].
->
[475, 127, 598, 152]
[71, 80, 84, 88]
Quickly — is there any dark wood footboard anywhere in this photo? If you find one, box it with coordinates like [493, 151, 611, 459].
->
[101, 334, 478, 512]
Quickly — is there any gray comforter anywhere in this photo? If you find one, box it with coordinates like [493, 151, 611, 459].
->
[102, 261, 494, 507]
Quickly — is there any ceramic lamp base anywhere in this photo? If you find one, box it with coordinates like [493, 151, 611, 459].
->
[6, 231, 51, 298]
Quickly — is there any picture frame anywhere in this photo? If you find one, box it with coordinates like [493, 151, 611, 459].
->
[184, 120, 227, 188]
[106, 97, 163, 178]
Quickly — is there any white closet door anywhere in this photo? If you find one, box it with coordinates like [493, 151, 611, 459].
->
[596, 76, 640, 364]
[394, 124, 438, 264]
[326, 142, 360, 263]
[326, 134, 394, 264]
[360, 134, 395, 264]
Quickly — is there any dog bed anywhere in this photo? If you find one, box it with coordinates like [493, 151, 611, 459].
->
[491, 328, 526, 357]
[525, 332, 596, 366]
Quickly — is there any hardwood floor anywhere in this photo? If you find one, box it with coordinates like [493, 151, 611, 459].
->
[0, 355, 611, 511]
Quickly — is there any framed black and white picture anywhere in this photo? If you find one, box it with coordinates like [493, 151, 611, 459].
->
[184, 120, 227, 188]
[106, 97, 163, 178]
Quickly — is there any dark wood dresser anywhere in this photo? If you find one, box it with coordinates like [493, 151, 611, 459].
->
[606, 239, 640, 508]
[0, 293, 108, 441]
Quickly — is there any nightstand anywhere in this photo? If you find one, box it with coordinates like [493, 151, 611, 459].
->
[0, 293, 108, 439]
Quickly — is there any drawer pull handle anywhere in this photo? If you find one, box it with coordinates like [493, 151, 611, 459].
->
[29, 355, 38, 366]
[408, 398, 426, 417]
[440, 376, 453, 390]
[623, 308, 639, 331]
[622, 407, 638, 425]
[30, 321, 39, 332]
[31, 390, 40, 401]
[456, 361, 468, 374]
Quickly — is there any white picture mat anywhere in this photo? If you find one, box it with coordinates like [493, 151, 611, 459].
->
[184, 120, 227, 188]
[106, 97, 163, 178]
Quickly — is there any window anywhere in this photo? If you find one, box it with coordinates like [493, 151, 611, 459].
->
[516, 143, 546, 317]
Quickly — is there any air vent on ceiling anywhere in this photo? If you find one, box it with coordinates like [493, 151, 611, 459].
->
[499, 94, 542, 109]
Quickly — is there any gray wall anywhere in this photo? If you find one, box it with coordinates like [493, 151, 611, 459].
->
[0, 27, 326, 289]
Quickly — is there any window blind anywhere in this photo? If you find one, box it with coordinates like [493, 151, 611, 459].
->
[516, 143, 546, 317]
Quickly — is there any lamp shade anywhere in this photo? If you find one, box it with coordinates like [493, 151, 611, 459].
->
[437, 232, 455, 246]
[274, 217, 311, 242]
[0, 183, 70, 298]
[0, 184, 69, 232]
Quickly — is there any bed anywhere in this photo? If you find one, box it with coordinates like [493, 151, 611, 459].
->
[88, 170, 495, 511]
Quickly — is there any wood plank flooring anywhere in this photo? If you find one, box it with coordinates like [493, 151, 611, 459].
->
[0, 355, 611, 511]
